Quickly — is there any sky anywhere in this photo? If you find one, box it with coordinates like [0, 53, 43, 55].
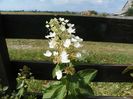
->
[0, 0, 127, 13]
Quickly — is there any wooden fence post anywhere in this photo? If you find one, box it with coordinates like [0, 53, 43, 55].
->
[0, 14, 16, 91]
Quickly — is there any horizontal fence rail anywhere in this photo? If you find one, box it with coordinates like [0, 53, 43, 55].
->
[0, 14, 133, 43]
[0, 13, 133, 98]
[11, 60, 133, 82]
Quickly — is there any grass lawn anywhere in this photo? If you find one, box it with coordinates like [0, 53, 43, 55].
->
[6, 39, 133, 96]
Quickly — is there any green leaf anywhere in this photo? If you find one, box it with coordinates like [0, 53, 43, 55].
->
[51, 85, 67, 99]
[66, 75, 80, 98]
[78, 83, 94, 96]
[66, 75, 94, 98]
[77, 69, 97, 84]
[2, 86, 8, 91]
[17, 80, 24, 89]
[17, 88, 24, 98]
[68, 81, 79, 96]
[43, 85, 61, 99]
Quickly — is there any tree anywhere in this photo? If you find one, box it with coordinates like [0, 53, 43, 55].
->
[125, 8, 133, 16]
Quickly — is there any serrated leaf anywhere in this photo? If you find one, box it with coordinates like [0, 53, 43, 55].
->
[77, 69, 97, 84]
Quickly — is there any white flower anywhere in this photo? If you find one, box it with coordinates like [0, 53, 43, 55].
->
[74, 42, 81, 48]
[62, 22, 66, 25]
[53, 51, 58, 56]
[67, 23, 74, 27]
[56, 70, 62, 80]
[76, 52, 81, 58]
[75, 36, 83, 42]
[49, 39, 56, 48]
[45, 32, 56, 38]
[46, 24, 49, 28]
[71, 36, 83, 43]
[60, 25, 66, 31]
[43, 50, 52, 57]
[63, 39, 71, 48]
[71, 38, 77, 42]
[59, 17, 64, 22]
[60, 51, 70, 63]
[65, 19, 69, 23]
[67, 27, 75, 34]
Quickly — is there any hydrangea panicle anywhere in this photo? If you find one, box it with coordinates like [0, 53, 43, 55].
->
[44, 17, 84, 79]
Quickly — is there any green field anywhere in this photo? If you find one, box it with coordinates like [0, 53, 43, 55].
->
[6, 39, 133, 64]
[6, 39, 133, 96]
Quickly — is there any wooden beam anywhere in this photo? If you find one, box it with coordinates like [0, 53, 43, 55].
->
[1, 14, 133, 43]
[11, 60, 133, 82]
[0, 14, 16, 91]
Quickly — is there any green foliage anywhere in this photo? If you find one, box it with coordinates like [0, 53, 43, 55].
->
[77, 69, 97, 84]
[125, 8, 133, 16]
[0, 85, 8, 98]
[0, 66, 37, 99]
[43, 69, 97, 99]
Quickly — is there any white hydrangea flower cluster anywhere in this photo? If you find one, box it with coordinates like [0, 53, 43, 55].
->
[43, 17, 83, 80]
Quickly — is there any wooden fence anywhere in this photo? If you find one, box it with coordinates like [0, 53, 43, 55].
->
[0, 13, 133, 99]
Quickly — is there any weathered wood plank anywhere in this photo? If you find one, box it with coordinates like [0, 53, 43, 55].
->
[11, 60, 133, 82]
[1, 14, 133, 43]
[0, 14, 16, 90]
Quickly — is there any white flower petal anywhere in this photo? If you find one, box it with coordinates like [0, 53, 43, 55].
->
[45, 35, 50, 38]
[71, 38, 77, 42]
[67, 28, 75, 34]
[74, 42, 81, 48]
[49, 32, 56, 38]
[62, 22, 66, 25]
[43, 50, 52, 57]
[45, 32, 56, 39]
[56, 70, 62, 80]
[67, 23, 74, 27]
[59, 17, 64, 22]
[75, 36, 83, 42]
[63, 39, 71, 48]
[46, 25, 49, 28]
[60, 51, 70, 63]
[65, 19, 69, 23]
